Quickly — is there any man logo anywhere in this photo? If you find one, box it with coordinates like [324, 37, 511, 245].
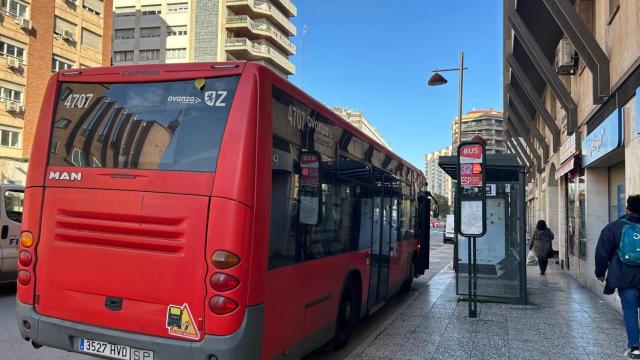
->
[49, 171, 82, 181]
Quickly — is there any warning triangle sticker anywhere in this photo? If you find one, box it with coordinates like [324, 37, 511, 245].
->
[166, 303, 199, 340]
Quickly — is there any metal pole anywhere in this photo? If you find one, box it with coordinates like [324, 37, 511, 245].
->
[457, 51, 465, 146]
[301, 25, 307, 86]
[471, 236, 478, 317]
[467, 236, 473, 317]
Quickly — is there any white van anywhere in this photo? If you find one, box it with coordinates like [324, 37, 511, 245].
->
[0, 184, 24, 283]
[444, 214, 455, 243]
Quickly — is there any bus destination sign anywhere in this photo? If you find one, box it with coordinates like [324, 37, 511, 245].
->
[456, 141, 487, 237]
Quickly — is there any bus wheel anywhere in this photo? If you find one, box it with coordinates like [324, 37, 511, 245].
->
[399, 261, 415, 294]
[332, 281, 357, 349]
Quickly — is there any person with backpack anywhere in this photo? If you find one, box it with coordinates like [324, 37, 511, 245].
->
[595, 194, 640, 360]
[529, 220, 554, 275]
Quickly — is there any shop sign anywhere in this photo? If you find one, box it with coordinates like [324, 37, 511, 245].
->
[581, 109, 622, 167]
[559, 133, 577, 164]
[555, 158, 575, 180]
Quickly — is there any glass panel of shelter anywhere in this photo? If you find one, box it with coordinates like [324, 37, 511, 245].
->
[456, 182, 524, 300]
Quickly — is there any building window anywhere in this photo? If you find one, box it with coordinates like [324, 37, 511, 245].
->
[81, 28, 102, 51]
[114, 29, 135, 40]
[50, 141, 59, 154]
[113, 50, 134, 62]
[141, 5, 161, 16]
[167, 2, 188, 13]
[166, 48, 186, 60]
[0, 84, 22, 103]
[82, 0, 103, 16]
[114, 6, 135, 16]
[70, 148, 87, 166]
[52, 57, 74, 72]
[54, 16, 77, 39]
[0, 0, 28, 19]
[167, 25, 187, 37]
[55, 118, 72, 128]
[0, 128, 20, 148]
[140, 27, 161, 38]
[0, 39, 25, 62]
[139, 49, 159, 61]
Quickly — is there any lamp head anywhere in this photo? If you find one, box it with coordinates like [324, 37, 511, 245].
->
[428, 72, 448, 86]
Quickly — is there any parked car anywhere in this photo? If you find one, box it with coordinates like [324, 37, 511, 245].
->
[0, 184, 24, 283]
[444, 214, 455, 243]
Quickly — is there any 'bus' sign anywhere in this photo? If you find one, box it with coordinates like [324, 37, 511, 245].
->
[456, 142, 487, 237]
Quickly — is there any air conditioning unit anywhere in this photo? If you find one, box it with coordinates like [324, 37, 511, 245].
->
[62, 29, 75, 41]
[5, 57, 20, 69]
[555, 38, 578, 75]
[17, 17, 31, 30]
[4, 100, 22, 113]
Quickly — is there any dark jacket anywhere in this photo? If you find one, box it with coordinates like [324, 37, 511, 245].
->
[529, 228, 554, 258]
[595, 214, 640, 295]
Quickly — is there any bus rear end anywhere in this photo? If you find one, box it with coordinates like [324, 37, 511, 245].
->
[16, 63, 265, 360]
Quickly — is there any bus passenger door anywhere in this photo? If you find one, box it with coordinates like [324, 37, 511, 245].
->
[368, 170, 390, 308]
[416, 195, 430, 275]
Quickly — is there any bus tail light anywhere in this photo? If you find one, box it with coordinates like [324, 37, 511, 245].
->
[211, 251, 240, 269]
[18, 251, 32, 267]
[210, 273, 239, 292]
[21, 232, 34, 248]
[208, 296, 238, 315]
[17, 270, 31, 286]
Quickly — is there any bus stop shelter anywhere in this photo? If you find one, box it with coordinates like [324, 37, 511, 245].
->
[438, 154, 527, 304]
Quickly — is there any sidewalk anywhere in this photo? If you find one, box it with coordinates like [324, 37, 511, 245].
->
[347, 264, 627, 360]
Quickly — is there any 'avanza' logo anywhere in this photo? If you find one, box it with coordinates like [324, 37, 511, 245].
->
[49, 171, 82, 181]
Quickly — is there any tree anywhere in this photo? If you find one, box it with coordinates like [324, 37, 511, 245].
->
[431, 193, 450, 219]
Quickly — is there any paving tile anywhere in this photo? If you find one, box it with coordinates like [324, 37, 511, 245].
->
[346, 265, 633, 359]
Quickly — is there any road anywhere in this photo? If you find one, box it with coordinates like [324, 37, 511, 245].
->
[0, 228, 451, 360]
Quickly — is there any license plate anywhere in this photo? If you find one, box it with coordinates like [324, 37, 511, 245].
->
[79, 338, 154, 360]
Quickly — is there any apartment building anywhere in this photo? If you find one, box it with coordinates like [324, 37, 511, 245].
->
[503, 0, 640, 308]
[0, 0, 112, 183]
[451, 109, 506, 153]
[112, 0, 296, 76]
[332, 107, 392, 150]
[425, 146, 452, 206]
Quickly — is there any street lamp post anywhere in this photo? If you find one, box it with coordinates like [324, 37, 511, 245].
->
[428, 51, 467, 146]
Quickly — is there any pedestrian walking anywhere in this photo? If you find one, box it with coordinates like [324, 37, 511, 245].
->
[595, 195, 640, 360]
[529, 220, 554, 275]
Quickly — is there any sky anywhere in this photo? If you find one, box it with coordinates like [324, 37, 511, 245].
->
[287, 0, 504, 170]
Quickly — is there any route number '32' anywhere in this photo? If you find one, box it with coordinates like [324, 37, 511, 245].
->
[64, 94, 94, 109]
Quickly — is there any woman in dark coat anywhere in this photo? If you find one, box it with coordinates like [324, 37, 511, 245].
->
[529, 220, 554, 275]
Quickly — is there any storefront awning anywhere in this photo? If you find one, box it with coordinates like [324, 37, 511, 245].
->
[555, 157, 578, 180]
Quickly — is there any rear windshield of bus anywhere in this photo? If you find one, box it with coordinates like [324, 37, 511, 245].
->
[48, 76, 239, 172]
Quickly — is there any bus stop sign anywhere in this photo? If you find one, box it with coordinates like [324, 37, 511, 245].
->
[456, 142, 487, 237]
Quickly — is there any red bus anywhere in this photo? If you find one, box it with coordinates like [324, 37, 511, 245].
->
[16, 62, 433, 360]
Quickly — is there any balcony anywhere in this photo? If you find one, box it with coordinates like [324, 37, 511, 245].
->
[225, 38, 295, 75]
[227, 0, 296, 36]
[226, 15, 295, 55]
[271, 0, 296, 17]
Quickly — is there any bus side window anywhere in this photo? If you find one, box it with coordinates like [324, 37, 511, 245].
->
[5, 190, 24, 223]
[269, 142, 297, 269]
